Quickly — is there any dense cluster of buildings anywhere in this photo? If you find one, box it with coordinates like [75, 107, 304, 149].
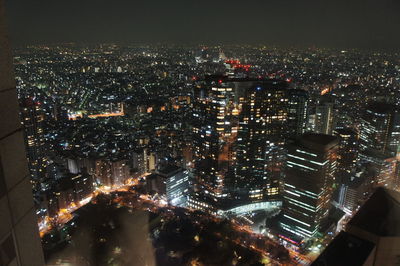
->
[13, 44, 400, 260]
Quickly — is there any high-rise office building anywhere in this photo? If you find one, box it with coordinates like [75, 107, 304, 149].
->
[358, 102, 400, 191]
[360, 102, 400, 156]
[192, 77, 308, 210]
[337, 173, 370, 214]
[334, 128, 360, 206]
[234, 81, 308, 203]
[193, 77, 307, 210]
[280, 133, 338, 243]
[314, 97, 335, 135]
[163, 166, 192, 207]
[335, 128, 359, 178]
[19, 98, 47, 194]
[192, 77, 238, 202]
[71, 173, 94, 203]
[359, 150, 398, 188]
[0, 0, 45, 264]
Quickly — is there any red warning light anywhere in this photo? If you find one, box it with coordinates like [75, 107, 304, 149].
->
[225, 59, 241, 65]
[233, 64, 252, 70]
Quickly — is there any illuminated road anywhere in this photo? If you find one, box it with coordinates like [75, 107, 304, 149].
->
[38, 175, 147, 237]
[39, 174, 313, 265]
[87, 111, 124, 118]
[39, 195, 92, 237]
[231, 222, 311, 265]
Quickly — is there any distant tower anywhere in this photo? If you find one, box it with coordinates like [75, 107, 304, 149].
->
[219, 50, 227, 61]
[280, 133, 338, 243]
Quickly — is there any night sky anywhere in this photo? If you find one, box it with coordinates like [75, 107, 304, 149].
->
[5, 0, 400, 49]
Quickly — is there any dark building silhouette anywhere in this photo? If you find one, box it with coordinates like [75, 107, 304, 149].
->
[0, 0, 45, 264]
[314, 187, 400, 266]
[311, 231, 375, 266]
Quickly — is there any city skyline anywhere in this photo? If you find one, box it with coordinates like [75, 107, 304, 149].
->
[9, 42, 400, 265]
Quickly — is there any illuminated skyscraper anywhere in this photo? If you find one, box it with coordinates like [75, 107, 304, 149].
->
[359, 102, 400, 189]
[280, 133, 338, 243]
[360, 102, 400, 156]
[314, 98, 335, 135]
[192, 77, 237, 202]
[20, 98, 47, 193]
[334, 128, 363, 213]
[335, 128, 359, 177]
[192, 77, 308, 209]
[234, 81, 308, 203]
[164, 166, 192, 207]
[359, 150, 398, 188]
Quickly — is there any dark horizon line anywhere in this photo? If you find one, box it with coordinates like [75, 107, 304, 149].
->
[11, 41, 400, 53]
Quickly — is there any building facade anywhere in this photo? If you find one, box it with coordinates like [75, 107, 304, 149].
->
[0, 0, 45, 264]
[314, 98, 335, 135]
[19, 98, 47, 194]
[360, 102, 400, 156]
[234, 81, 308, 203]
[165, 167, 191, 207]
[280, 133, 338, 243]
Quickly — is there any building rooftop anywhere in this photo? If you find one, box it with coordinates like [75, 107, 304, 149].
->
[298, 133, 339, 152]
[157, 165, 182, 177]
[311, 231, 375, 266]
[366, 101, 397, 114]
[202, 75, 290, 88]
[335, 127, 357, 137]
[347, 187, 400, 237]
[360, 148, 391, 160]
[146, 173, 162, 178]
[348, 176, 367, 189]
